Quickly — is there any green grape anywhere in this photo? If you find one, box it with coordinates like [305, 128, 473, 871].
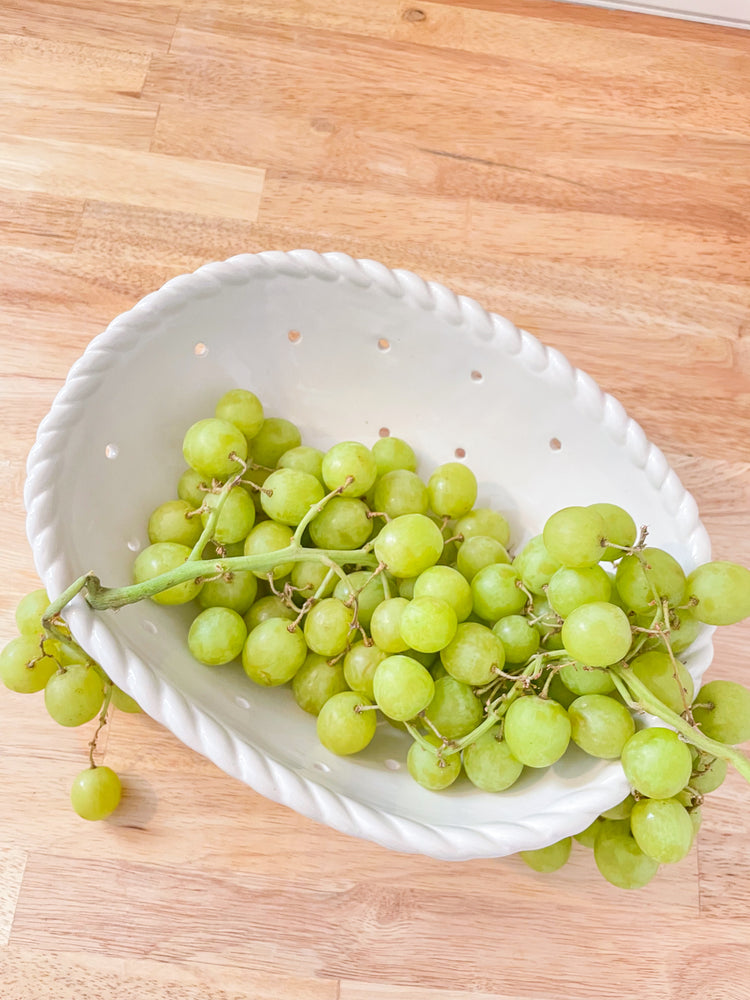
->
[373, 514, 444, 578]
[686, 561, 750, 626]
[567, 694, 635, 759]
[15, 588, 50, 636]
[215, 388, 264, 440]
[241, 617, 307, 686]
[316, 691, 377, 755]
[456, 535, 511, 582]
[425, 676, 483, 740]
[621, 727, 693, 798]
[594, 822, 659, 889]
[309, 497, 372, 549]
[629, 651, 694, 715]
[70, 766, 122, 821]
[440, 622, 505, 685]
[471, 563, 526, 621]
[277, 445, 325, 483]
[197, 569, 258, 614]
[455, 508, 511, 548]
[542, 506, 607, 569]
[513, 535, 561, 594]
[398, 577, 417, 600]
[243, 594, 297, 631]
[333, 571, 387, 632]
[601, 794, 635, 821]
[290, 560, 337, 601]
[202, 485, 256, 544]
[399, 596, 458, 654]
[463, 725, 523, 791]
[371, 436, 418, 476]
[292, 653, 349, 715]
[183, 417, 247, 480]
[492, 615, 540, 664]
[558, 661, 615, 696]
[520, 837, 572, 873]
[133, 542, 203, 606]
[373, 470, 429, 518]
[588, 502, 637, 561]
[561, 601, 632, 667]
[615, 548, 687, 615]
[547, 565, 612, 618]
[427, 462, 477, 519]
[250, 417, 301, 468]
[689, 751, 728, 794]
[692, 680, 750, 744]
[321, 441, 378, 497]
[434, 517, 460, 568]
[573, 817, 604, 847]
[369, 597, 410, 653]
[111, 686, 141, 713]
[303, 598, 354, 657]
[372, 654, 435, 721]
[503, 695, 571, 768]
[178, 467, 209, 507]
[545, 670, 578, 709]
[259, 468, 324, 526]
[406, 737, 462, 790]
[148, 499, 203, 547]
[44, 665, 104, 727]
[188, 606, 247, 665]
[0, 634, 59, 693]
[343, 642, 387, 699]
[630, 797, 694, 864]
[243, 520, 294, 578]
[667, 608, 702, 654]
[413, 565, 473, 622]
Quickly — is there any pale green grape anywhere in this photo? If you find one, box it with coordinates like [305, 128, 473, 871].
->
[197, 569, 258, 614]
[427, 462, 477, 519]
[547, 565, 612, 618]
[333, 571, 387, 631]
[373, 470, 429, 518]
[561, 601, 632, 667]
[630, 797, 694, 864]
[215, 388, 264, 439]
[369, 597, 410, 653]
[594, 822, 659, 889]
[277, 445, 325, 483]
[250, 417, 301, 468]
[503, 695, 571, 768]
[545, 670, 578, 710]
[601, 794, 635, 821]
[111, 686, 141, 713]
[316, 691, 377, 755]
[292, 653, 349, 715]
[373, 654, 434, 721]
[567, 694, 635, 759]
[399, 596, 458, 654]
[689, 751, 728, 794]
[513, 535, 561, 594]
[44, 664, 104, 727]
[188, 606, 247, 665]
[692, 680, 750, 744]
[309, 497, 372, 549]
[615, 548, 686, 615]
[407, 737, 462, 790]
[202, 485, 256, 544]
[440, 622, 505, 686]
[183, 417, 247, 480]
[455, 508, 511, 548]
[303, 598, 354, 657]
[492, 615, 540, 664]
[588, 502, 637, 561]
[243, 521, 294, 579]
[471, 563, 526, 621]
[133, 543, 203, 606]
[573, 817, 604, 847]
[424, 676, 483, 740]
[0, 634, 59, 693]
[70, 766, 122, 821]
[463, 725, 523, 791]
[243, 594, 297, 631]
[456, 535, 511, 582]
[629, 651, 694, 715]
[667, 608, 702, 654]
[259, 468, 324, 526]
[621, 727, 693, 798]
[148, 499, 203, 547]
[373, 514, 444, 578]
[343, 642, 387, 699]
[413, 565, 473, 622]
[290, 560, 337, 601]
[520, 838, 572, 873]
[241, 617, 307, 686]
[542, 506, 607, 569]
[15, 588, 50, 636]
[558, 661, 615, 697]
[178, 467, 209, 507]
[322, 441, 377, 497]
[371, 436, 417, 476]
[686, 561, 750, 626]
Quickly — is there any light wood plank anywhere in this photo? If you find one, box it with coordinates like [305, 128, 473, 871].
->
[0, 852, 27, 948]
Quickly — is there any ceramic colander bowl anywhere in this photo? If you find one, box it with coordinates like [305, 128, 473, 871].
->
[24, 250, 712, 860]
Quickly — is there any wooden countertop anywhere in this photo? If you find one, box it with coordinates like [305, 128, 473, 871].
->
[2, 3, 749, 998]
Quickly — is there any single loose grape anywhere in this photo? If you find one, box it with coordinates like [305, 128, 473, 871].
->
[630, 651, 694, 715]
[621, 727, 693, 799]
[425, 676, 484, 740]
[250, 417, 302, 468]
[373, 470, 429, 518]
[547, 565, 612, 618]
[373, 514, 444, 578]
[630, 797, 694, 865]
[260, 468, 325, 526]
[303, 598, 354, 657]
[692, 680, 750, 745]
[243, 521, 294, 579]
[686, 561, 750, 626]
[44, 665, 105, 727]
[292, 654, 349, 715]
[520, 838, 572, 873]
[133, 542, 203, 606]
[0, 634, 59, 693]
[343, 642, 388, 700]
[215, 388, 264, 439]
[561, 601, 632, 667]
[241, 617, 307, 686]
[542, 506, 607, 569]
[15, 588, 51, 636]
[428, 462, 477, 519]
[492, 615, 540, 664]
[463, 725, 523, 792]
[456, 535, 511, 582]
[322, 441, 378, 497]
[407, 738, 462, 790]
[567, 694, 635, 759]
[615, 548, 687, 615]
[202, 486, 256, 544]
[440, 622, 505, 686]
[471, 563, 526, 621]
[399, 596, 458, 654]
[188, 606, 247, 665]
[503, 695, 571, 768]
[371, 436, 418, 476]
[413, 565, 473, 622]
[183, 417, 247, 480]
[148, 499, 203, 547]
[588, 503, 637, 561]
[455, 508, 511, 548]
[277, 445, 325, 483]
[373, 654, 435, 721]
[309, 497, 372, 550]
[70, 766, 122, 821]
[317, 691, 377, 755]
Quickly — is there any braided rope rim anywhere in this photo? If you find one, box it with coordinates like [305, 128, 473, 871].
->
[24, 250, 712, 860]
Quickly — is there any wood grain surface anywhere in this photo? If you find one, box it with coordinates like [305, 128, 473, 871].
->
[1, 2, 749, 998]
